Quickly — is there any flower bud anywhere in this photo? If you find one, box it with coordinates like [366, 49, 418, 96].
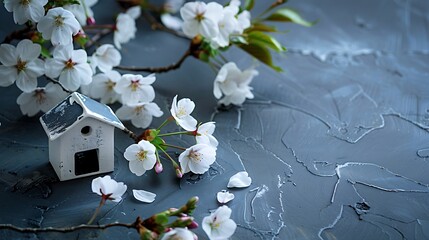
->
[188, 220, 199, 229]
[155, 162, 163, 174]
[86, 17, 96, 25]
[175, 168, 183, 178]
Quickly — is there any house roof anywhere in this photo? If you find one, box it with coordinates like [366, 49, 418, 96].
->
[40, 92, 125, 141]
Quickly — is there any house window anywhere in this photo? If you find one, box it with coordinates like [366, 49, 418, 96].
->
[81, 126, 92, 136]
[74, 148, 99, 175]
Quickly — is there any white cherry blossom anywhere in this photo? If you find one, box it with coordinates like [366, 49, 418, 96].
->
[64, 0, 98, 26]
[217, 190, 234, 204]
[45, 44, 92, 91]
[124, 140, 157, 176]
[210, 5, 239, 48]
[179, 143, 216, 174]
[116, 102, 163, 128]
[196, 122, 218, 147]
[170, 95, 197, 131]
[0, 39, 44, 92]
[161, 228, 194, 240]
[91, 44, 121, 73]
[227, 171, 252, 188]
[4, 0, 48, 24]
[91, 175, 127, 202]
[37, 7, 80, 46]
[114, 73, 155, 105]
[202, 205, 237, 240]
[132, 189, 156, 203]
[114, 6, 140, 49]
[89, 70, 121, 104]
[16, 83, 67, 116]
[180, 1, 223, 39]
[237, 10, 251, 33]
[213, 62, 258, 106]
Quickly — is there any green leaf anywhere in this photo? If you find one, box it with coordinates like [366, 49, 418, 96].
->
[244, 0, 255, 10]
[264, 7, 315, 27]
[246, 23, 278, 33]
[239, 42, 282, 72]
[247, 31, 286, 52]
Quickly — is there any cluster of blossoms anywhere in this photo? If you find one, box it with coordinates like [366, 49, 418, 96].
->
[91, 175, 239, 239]
[124, 95, 218, 178]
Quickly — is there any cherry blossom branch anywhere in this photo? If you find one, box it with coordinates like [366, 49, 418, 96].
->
[0, 221, 137, 233]
[122, 128, 139, 142]
[45, 77, 73, 94]
[85, 28, 114, 49]
[2, 25, 33, 44]
[115, 49, 191, 73]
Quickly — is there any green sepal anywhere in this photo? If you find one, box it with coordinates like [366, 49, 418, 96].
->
[264, 7, 315, 27]
[40, 46, 51, 58]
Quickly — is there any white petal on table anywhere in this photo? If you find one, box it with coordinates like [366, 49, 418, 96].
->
[227, 171, 252, 188]
[217, 190, 235, 204]
[132, 189, 156, 203]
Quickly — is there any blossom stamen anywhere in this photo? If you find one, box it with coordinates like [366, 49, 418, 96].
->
[130, 80, 140, 91]
[33, 89, 46, 104]
[136, 150, 147, 161]
[188, 150, 202, 162]
[19, 0, 30, 6]
[54, 15, 65, 27]
[15, 59, 27, 73]
[64, 59, 76, 69]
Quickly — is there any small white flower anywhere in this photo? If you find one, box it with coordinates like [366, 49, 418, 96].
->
[114, 73, 155, 105]
[37, 7, 81, 46]
[91, 175, 127, 202]
[91, 44, 121, 73]
[170, 95, 197, 131]
[114, 6, 140, 49]
[64, 0, 98, 26]
[179, 144, 216, 174]
[161, 13, 183, 31]
[217, 190, 234, 204]
[16, 82, 67, 117]
[4, 0, 48, 24]
[161, 228, 194, 240]
[116, 102, 163, 128]
[210, 6, 238, 48]
[180, 1, 223, 39]
[124, 140, 157, 176]
[202, 205, 237, 240]
[196, 122, 218, 147]
[237, 10, 251, 33]
[89, 70, 121, 104]
[213, 62, 258, 106]
[45, 44, 92, 91]
[0, 39, 44, 92]
[227, 171, 252, 188]
[132, 189, 156, 203]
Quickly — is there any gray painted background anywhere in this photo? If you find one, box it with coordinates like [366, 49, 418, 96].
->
[0, 0, 428, 239]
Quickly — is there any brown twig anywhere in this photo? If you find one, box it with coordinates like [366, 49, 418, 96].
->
[115, 49, 191, 73]
[142, 11, 188, 39]
[0, 220, 137, 233]
[2, 26, 33, 44]
[123, 127, 139, 142]
[46, 77, 73, 94]
[85, 28, 114, 49]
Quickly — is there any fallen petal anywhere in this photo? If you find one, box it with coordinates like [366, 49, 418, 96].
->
[227, 171, 252, 188]
[132, 189, 156, 203]
[217, 190, 235, 204]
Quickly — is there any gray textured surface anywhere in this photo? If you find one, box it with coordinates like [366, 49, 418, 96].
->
[1, 0, 429, 239]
